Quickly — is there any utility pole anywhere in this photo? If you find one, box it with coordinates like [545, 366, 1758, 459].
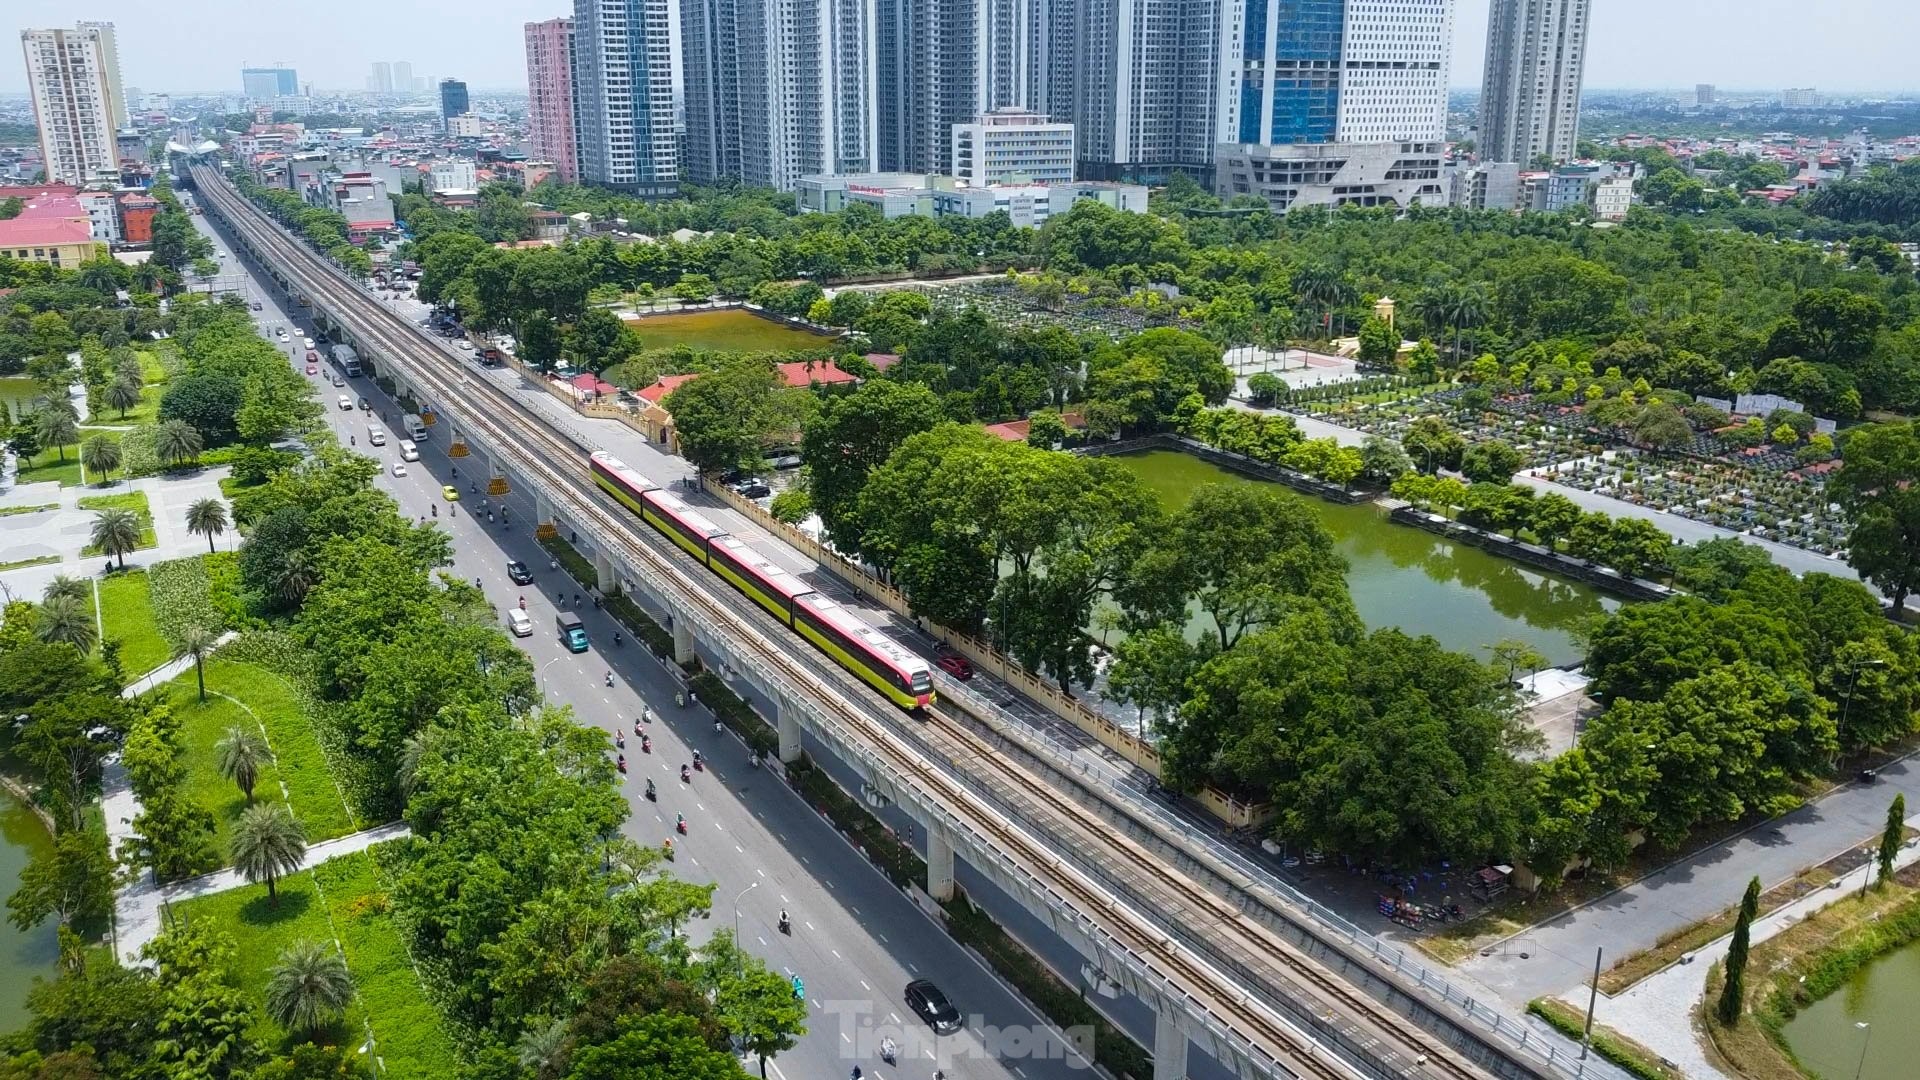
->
[1577, 946, 1603, 1077]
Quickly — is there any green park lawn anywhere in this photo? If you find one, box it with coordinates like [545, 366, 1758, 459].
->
[623, 308, 836, 353]
[77, 490, 156, 554]
[14, 444, 84, 487]
[97, 570, 171, 677]
[171, 849, 458, 1079]
[165, 658, 360, 853]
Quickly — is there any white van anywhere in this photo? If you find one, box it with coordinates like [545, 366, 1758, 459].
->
[402, 413, 427, 441]
[397, 439, 419, 462]
[505, 608, 534, 637]
[367, 427, 386, 447]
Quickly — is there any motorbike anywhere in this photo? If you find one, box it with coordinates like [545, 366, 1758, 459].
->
[662, 839, 674, 861]
[680, 764, 691, 782]
[616, 755, 626, 774]
[615, 731, 625, 749]
[641, 735, 652, 753]
[778, 911, 791, 935]
[644, 779, 656, 801]
[692, 752, 704, 772]
[675, 814, 687, 835]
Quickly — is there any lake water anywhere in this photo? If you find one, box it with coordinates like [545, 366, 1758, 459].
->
[1780, 936, 1919, 1080]
[1106, 450, 1618, 666]
[0, 791, 59, 1033]
[0, 378, 46, 425]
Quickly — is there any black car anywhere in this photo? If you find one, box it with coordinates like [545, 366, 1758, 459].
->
[506, 560, 534, 585]
[904, 979, 962, 1035]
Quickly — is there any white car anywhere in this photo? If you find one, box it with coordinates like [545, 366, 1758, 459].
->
[456, 340, 473, 351]
[390, 461, 408, 477]
[303, 337, 315, 349]
[505, 608, 534, 637]
[275, 329, 289, 341]
[337, 394, 354, 410]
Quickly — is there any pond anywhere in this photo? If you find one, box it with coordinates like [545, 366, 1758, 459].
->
[0, 377, 47, 425]
[0, 790, 59, 1033]
[623, 309, 838, 354]
[1780, 936, 1917, 1080]
[1105, 450, 1618, 667]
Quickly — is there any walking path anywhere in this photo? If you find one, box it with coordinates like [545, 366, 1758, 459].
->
[120, 630, 240, 698]
[114, 822, 410, 965]
[1567, 819, 1920, 1080]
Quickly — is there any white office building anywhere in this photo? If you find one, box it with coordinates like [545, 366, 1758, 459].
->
[76, 189, 121, 244]
[571, 0, 680, 195]
[1213, 0, 1451, 212]
[951, 108, 1073, 186]
[1478, 0, 1591, 165]
[21, 24, 126, 185]
[429, 159, 479, 193]
[681, 0, 876, 190]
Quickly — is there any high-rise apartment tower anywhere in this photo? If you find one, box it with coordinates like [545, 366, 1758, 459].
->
[570, 0, 679, 196]
[681, 0, 875, 189]
[524, 19, 579, 183]
[1478, 0, 1590, 165]
[21, 24, 126, 184]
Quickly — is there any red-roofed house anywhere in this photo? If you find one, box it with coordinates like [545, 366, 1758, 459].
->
[984, 412, 1087, 443]
[865, 353, 901, 373]
[568, 372, 619, 398]
[775, 359, 859, 387]
[0, 192, 102, 270]
[633, 373, 702, 446]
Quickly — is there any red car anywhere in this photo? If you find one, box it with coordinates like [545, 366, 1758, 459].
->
[306, 350, 319, 361]
[305, 363, 318, 375]
[936, 653, 974, 680]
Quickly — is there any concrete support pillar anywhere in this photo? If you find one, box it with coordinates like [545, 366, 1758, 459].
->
[1153, 1008, 1189, 1080]
[776, 698, 801, 764]
[535, 495, 557, 540]
[487, 459, 509, 497]
[594, 553, 617, 595]
[447, 423, 469, 459]
[672, 614, 695, 665]
[926, 828, 955, 902]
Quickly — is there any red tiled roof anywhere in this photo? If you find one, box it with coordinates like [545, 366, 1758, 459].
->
[0, 185, 78, 199]
[776, 359, 859, 387]
[637, 373, 701, 404]
[865, 353, 901, 372]
[568, 372, 618, 396]
[0, 192, 94, 247]
[984, 420, 1030, 441]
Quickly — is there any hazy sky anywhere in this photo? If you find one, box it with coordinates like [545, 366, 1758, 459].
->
[6, 0, 1917, 96]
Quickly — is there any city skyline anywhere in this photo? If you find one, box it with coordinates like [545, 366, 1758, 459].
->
[6, 0, 1920, 96]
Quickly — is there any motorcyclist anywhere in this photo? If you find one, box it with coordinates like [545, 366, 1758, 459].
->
[680, 764, 691, 782]
[675, 813, 686, 833]
[778, 910, 790, 934]
[613, 631, 622, 646]
[692, 750, 702, 768]
[644, 778, 655, 799]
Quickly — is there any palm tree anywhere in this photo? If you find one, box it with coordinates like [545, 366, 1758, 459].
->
[80, 434, 121, 483]
[185, 498, 229, 553]
[176, 624, 219, 703]
[1442, 283, 1490, 368]
[217, 724, 269, 803]
[516, 1017, 570, 1080]
[36, 594, 97, 652]
[264, 940, 354, 1036]
[41, 575, 90, 604]
[76, 261, 121, 295]
[131, 261, 164, 295]
[155, 419, 203, 467]
[1290, 263, 1339, 337]
[231, 802, 306, 906]
[89, 508, 142, 570]
[268, 549, 316, 608]
[33, 408, 77, 463]
[104, 378, 142, 419]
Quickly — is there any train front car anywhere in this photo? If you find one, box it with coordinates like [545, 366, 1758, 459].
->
[589, 450, 657, 514]
[792, 593, 935, 709]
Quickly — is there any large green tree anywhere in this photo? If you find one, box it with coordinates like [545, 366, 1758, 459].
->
[800, 378, 944, 553]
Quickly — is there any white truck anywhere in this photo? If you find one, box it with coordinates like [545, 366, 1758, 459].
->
[402, 413, 427, 441]
[333, 344, 361, 377]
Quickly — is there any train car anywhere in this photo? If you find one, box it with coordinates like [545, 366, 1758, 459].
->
[791, 593, 933, 709]
[708, 536, 812, 624]
[639, 487, 728, 560]
[590, 450, 657, 515]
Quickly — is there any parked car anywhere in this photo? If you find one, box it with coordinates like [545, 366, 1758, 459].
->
[904, 980, 962, 1035]
[506, 560, 534, 585]
[936, 653, 975, 681]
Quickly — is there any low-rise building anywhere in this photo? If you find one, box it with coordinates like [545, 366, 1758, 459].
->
[429, 159, 478, 193]
[447, 114, 485, 138]
[76, 190, 121, 244]
[117, 191, 157, 244]
[951, 109, 1075, 188]
[0, 192, 104, 269]
[1214, 142, 1448, 214]
[1591, 176, 1634, 221]
[797, 172, 1147, 224]
[304, 171, 395, 236]
[1449, 161, 1521, 211]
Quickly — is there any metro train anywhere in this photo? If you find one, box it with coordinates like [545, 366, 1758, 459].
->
[589, 450, 935, 709]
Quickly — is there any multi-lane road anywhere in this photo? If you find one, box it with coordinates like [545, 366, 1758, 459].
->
[189, 205, 1102, 1080]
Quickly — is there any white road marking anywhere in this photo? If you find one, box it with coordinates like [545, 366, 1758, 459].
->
[805, 921, 816, 931]
[830, 948, 841, 959]
[756, 867, 765, 878]
[889, 1012, 901, 1024]
[876, 933, 887, 943]
[860, 980, 870, 991]
[735, 844, 745, 854]
[758, 936, 767, 947]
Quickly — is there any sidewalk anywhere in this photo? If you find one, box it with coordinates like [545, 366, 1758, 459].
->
[120, 630, 240, 698]
[115, 821, 410, 964]
[1570, 821, 1920, 1080]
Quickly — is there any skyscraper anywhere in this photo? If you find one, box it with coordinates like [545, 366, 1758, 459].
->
[1071, 0, 1220, 181]
[681, 0, 875, 189]
[1479, 0, 1591, 165]
[1213, 0, 1452, 210]
[242, 68, 300, 101]
[440, 78, 470, 121]
[371, 62, 392, 92]
[20, 24, 125, 184]
[874, 0, 1046, 175]
[394, 61, 414, 94]
[74, 21, 127, 130]
[570, 0, 679, 196]
[525, 19, 579, 183]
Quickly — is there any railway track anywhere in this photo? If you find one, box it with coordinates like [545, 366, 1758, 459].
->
[192, 164, 1501, 1080]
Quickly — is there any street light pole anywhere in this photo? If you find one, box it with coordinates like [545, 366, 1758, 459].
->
[731, 881, 759, 974]
[538, 656, 562, 699]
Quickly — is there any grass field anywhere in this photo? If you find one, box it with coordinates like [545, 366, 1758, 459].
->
[78, 490, 156, 554]
[14, 444, 83, 487]
[623, 308, 836, 353]
[0, 502, 57, 518]
[171, 849, 459, 1079]
[97, 570, 171, 676]
[0, 555, 59, 572]
[165, 659, 359, 850]
[89, 386, 160, 427]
